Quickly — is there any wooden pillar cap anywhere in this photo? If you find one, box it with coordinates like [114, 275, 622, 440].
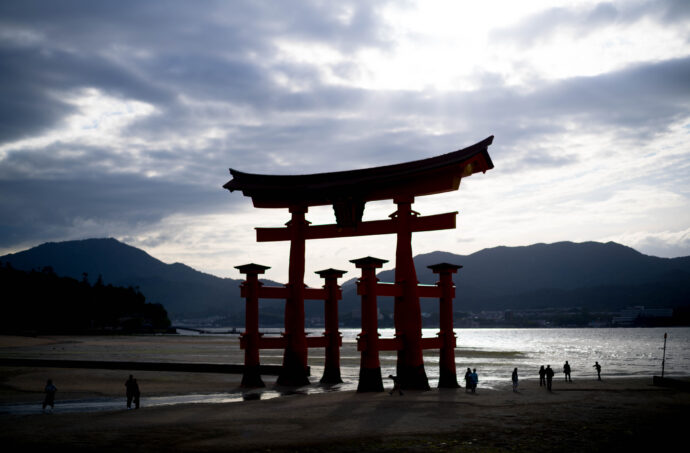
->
[315, 268, 347, 278]
[235, 263, 271, 275]
[427, 262, 462, 273]
[350, 256, 388, 269]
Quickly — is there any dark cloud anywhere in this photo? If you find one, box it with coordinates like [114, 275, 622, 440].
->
[129, 56, 690, 177]
[0, 174, 237, 247]
[0, 0, 688, 256]
[491, 0, 690, 47]
[526, 57, 690, 135]
[658, 0, 690, 24]
[0, 0, 392, 143]
[0, 0, 391, 52]
[336, 56, 690, 172]
[0, 51, 76, 143]
[0, 41, 173, 143]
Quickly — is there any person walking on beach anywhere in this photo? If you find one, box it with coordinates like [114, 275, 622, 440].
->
[563, 361, 572, 382]
[593, 361, 602, 381]
[464, 367, 472, 393]
[545, 365, 554, 391]
[125, 374, 141, 409]
[539, 365, 546, 387]
[388, 374, 403, 396]
[511, 368, 519, 393]
[470, 368, 478, 393]
[42, 379, 57, 413]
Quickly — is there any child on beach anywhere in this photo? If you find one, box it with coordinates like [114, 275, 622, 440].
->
[539, 365, 546, 386]
[388, 374, 403, 396]
[593, 361, 602, 381]
[470, 369, 478, 393]
[512, 368, 519, 392]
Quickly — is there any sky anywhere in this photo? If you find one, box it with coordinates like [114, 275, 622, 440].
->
[1, 0, 689, 286]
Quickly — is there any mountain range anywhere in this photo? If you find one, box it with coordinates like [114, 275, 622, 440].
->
[2, 238, 689, 324]
[0, 238, 247, 320]
[339, 242, 690, 317]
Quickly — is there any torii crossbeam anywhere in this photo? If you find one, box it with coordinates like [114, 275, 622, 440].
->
[224, 136, 494, 388]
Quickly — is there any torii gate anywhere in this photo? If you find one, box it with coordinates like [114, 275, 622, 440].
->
[224, 136, 494, 389]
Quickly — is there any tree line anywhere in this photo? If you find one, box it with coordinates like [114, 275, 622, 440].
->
[0, 262, 171, 334]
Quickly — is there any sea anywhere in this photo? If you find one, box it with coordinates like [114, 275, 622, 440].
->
[175, 326, 689, 393]
[2, 327, 688, 414]
[271, 326, 690, 389]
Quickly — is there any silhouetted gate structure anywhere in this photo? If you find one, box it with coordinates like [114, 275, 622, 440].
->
[224, 136, 494, 390]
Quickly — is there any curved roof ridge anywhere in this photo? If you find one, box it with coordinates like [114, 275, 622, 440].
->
[223, 135, 494, 208]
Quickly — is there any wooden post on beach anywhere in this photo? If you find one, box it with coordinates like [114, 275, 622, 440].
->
[662, 332, 667, 378]
[428, 263, 462, 388]
[236, 263, 270, 388]
[316, 268, 346, 384]
[352, 256, 386, 392]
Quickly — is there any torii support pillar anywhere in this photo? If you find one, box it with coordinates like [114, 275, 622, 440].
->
[316, 268, 346, 384]
[236, 263, 270, 388]
[393, 197, 430, 390]
[428, 263, 462, 388]
[352, 256, 386, 392]
[277, 206, 311, 387]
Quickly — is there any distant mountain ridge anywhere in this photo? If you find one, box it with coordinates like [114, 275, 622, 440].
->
[379, 241, 690, 292]
[338, 241, 690, 314]
[2, 238, 689, 323]
[0, 238, 246, 319]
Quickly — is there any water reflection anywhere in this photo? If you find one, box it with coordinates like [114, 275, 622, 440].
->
[242, 392, 261, 401]
[0, 381, 350, 415]
[0, 389, 286, 415]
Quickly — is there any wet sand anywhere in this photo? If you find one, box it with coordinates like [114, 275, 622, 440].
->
[1, 335, 689, 452]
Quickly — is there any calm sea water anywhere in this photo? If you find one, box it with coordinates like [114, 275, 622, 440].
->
[298, 327, 690, 391]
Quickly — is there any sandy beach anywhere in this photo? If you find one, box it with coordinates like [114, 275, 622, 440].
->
[1, 335, 688, 452]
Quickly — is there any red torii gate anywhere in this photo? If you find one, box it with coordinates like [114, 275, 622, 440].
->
[224, 136, 494, 389]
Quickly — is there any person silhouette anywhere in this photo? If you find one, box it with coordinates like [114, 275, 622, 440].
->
[42, 379, 57, 413]
[464, 367, 472, 393]
[593, 361, 602, 381]
[563, 361, 572, 382]
[511, 368, 519, 393]
[545, 365, 554, 391]
[539, 365, 546, 387]
[470, 368, 478, 393]
[388, 374, 403, 396]
[125, 374, 141, 409]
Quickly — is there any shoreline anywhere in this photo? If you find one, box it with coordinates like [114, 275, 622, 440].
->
[2, 334, 690, 451]
[2, 376, 689, 452]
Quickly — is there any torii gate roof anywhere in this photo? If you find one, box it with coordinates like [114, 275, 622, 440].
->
[223, 135, 493, 209]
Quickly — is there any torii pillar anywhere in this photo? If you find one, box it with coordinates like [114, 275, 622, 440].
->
[316, 268, 346, 384]
[276, 205, 310, 387]
[393, 197, 430, 390]
[235, 263, 270, 388]
[429, 263, 462, 388]
[352, 256, 387, 392]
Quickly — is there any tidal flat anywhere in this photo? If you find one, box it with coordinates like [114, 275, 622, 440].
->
[1, 334, 689, 452]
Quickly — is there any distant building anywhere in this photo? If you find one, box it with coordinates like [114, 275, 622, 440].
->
[612, 306, 673, 326]
[478, 310, 504, 321]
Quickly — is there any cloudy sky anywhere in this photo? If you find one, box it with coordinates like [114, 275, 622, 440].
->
[1, 0, 689, 286]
